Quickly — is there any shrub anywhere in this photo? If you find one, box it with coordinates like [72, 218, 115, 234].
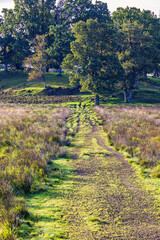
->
[152, 166, 160, 178]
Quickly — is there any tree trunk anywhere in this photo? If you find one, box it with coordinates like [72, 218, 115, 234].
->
[95, 95, 99, 105]
[127, 89, 132, 103]
[154, 70, 159, 78]
[134, 80, 138, 88]
[15, 63, 22, 70]
[4, 47, 8, 72]
[42, 69, 46, 88]
[4, 62, 8, 72]
[134, 74, 138, 88]
[144, 72, 147, 79]
[59, 65, 62, 76]
[123, 89, 133, 103]
[124, 89, 128, 103]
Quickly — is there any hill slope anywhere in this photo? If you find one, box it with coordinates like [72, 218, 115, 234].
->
[0, 71, 160, 105]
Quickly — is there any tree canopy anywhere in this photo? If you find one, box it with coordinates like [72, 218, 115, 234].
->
[14, 0, 56, 38]
[23, 35, 47, 88]
[0, 3, 160, 103]
[112, 7, 160, 102]
[62, 19, 124, 104]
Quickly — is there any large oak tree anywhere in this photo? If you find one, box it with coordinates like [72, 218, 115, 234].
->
[62, 19, 124, 104]
[112, 7, 160, 102]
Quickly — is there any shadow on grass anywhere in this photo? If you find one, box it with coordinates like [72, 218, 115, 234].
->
[133, 90, 160, 104]
[100, 88, 160, 105]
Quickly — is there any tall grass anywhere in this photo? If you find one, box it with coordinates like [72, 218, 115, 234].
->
[0, 105, 72, 239]
[96, 105, 160, 177]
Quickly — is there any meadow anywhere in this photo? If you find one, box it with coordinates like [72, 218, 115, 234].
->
[0, 104, 73, 239]
[0, 71, 160, 238]
[96, 105, 160, 178]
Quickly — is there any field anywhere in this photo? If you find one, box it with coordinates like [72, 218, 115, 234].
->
[0, 71, 160, 105]
[96, 105, 160, 177]
[0, 71, 160, 239]
[0, 104, 74, 238]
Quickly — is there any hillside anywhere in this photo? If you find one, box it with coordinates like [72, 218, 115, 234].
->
[0, 71, 70, 93]
[0, 71, 160, 105]
[0, 72, 160, 239]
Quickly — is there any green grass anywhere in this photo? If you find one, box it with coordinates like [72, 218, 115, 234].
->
[45, 72, 70, 88]
[0, 71, 70, 96]
[18, 157, 75, 240]
[18, 106, 160, 239]
[133, 81, 160, 104]
[101, 81, 160, 105]
[0, 70, 160, 239]
[0, 105, 73, 239]
[148, 76, 160, 86]
[0, 71, 160, 105]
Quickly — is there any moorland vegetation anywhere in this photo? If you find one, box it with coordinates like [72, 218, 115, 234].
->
[96, 105, 160, 177]
[0, 0, 160, 239]
[0, 105, 73, 238]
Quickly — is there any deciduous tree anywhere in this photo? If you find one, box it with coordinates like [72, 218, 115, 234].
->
[112, 7, 160, 102]
[46, 0, 72, 75]
[23, 35, 47, 88]
[0, 8, 31, 70]
[0, 9, 15, 71]
[64, 0, 111, 25]
[47, 24, 72, 75]
[118, 21, 154, 102]
[14, 0, 56, 39]
[62, 19, 124, 104]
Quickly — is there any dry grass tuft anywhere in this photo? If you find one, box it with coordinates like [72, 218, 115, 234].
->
[96, 105, 160, 174]
[0, 104, 73, 239]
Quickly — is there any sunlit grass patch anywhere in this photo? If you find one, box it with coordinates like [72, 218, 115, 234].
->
[18, 157, 75, 239]
[0, 71, 69, 91]
[0, 104, 73, 239]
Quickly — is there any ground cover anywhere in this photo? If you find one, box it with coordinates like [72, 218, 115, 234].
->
[0, 72, 160, 238]
[65, 106, 160, 239]
[18, 105, 160, 239]
[95, 105, 160, 178]
[0, 71, 70, 95]
[148, 76, 160, 86]
[0, 71, 93, 104]
[0, 104, 72, 239]
[0, 71, 160, 105]
[0, 94, 88, 104]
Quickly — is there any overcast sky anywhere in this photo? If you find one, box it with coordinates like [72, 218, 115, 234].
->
[0, 0, 159, 16]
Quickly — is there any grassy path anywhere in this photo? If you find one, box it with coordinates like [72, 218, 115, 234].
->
[19, 106, 160, 239]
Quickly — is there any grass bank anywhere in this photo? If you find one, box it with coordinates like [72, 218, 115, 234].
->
[0, 71, 160, 105]
[0, 71, 70, 97]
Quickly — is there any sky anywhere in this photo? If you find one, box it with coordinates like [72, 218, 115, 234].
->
[0, 0, 159, 17]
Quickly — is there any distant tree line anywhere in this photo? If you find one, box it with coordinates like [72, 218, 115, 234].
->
[0, 1, 160, 103]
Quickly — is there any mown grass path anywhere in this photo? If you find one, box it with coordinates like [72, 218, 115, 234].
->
[20, 106, 160, 239]
[64, 106, 160, 239]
